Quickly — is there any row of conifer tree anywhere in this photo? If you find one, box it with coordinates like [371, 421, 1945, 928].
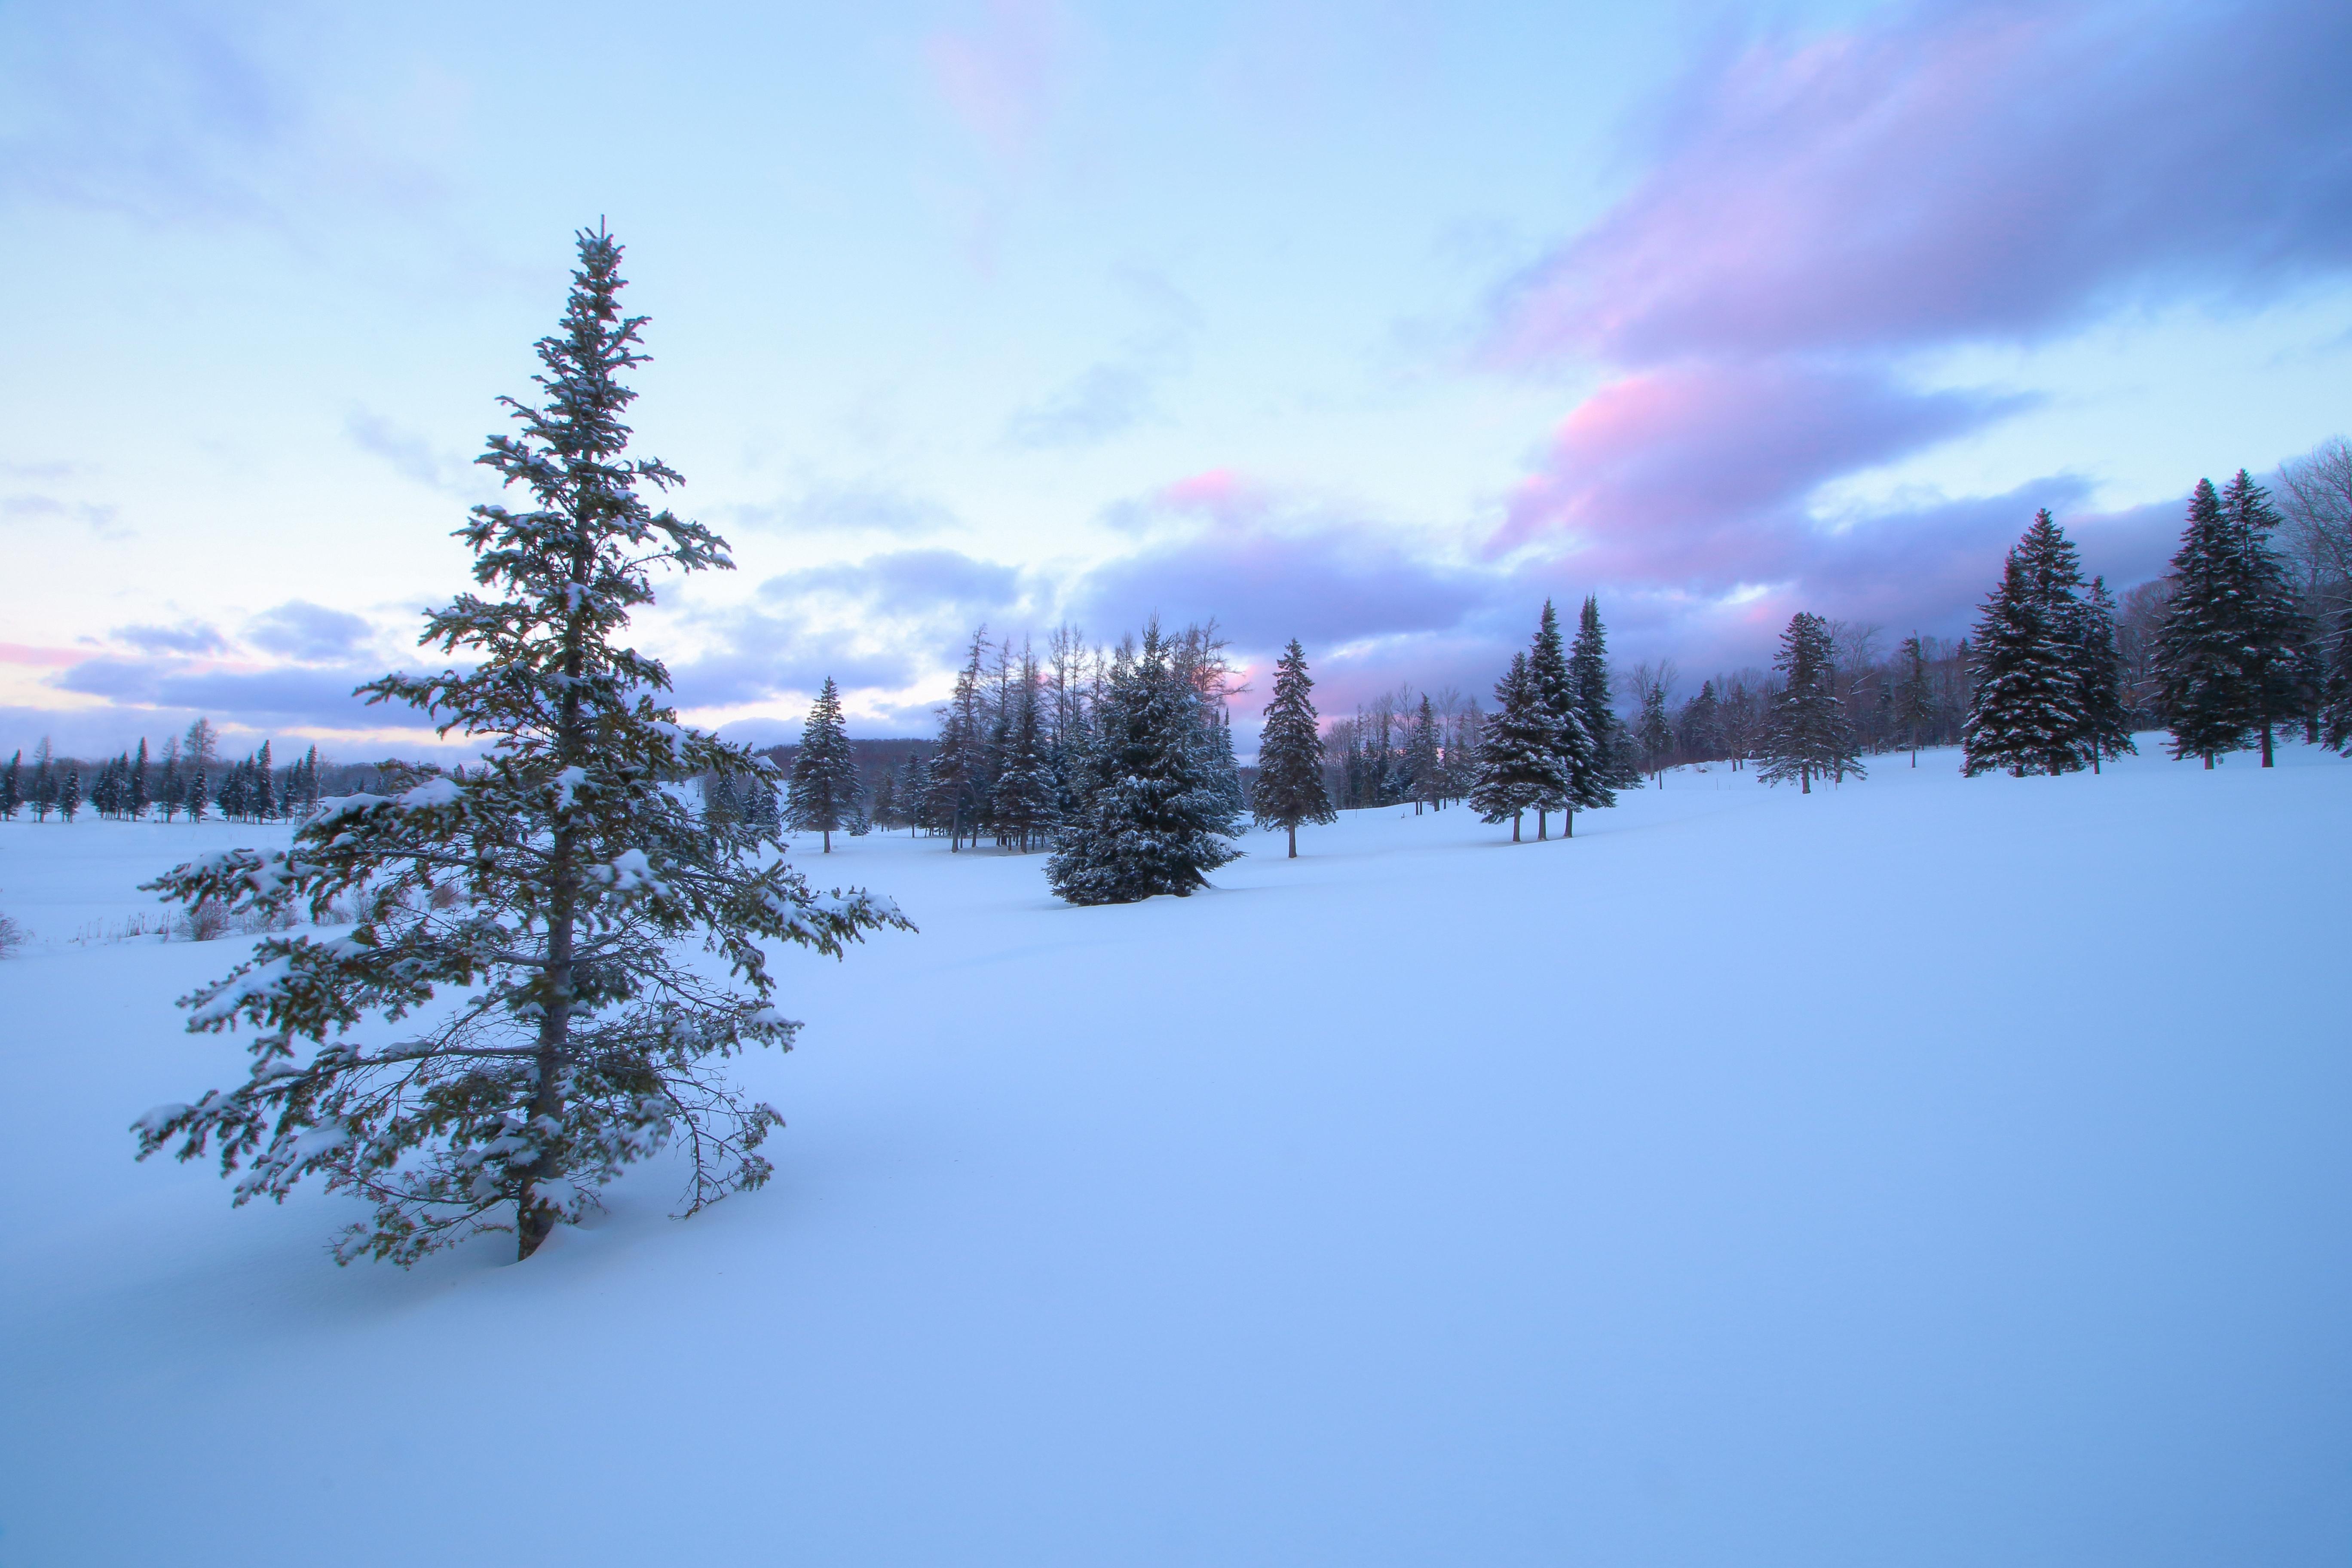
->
[1, 724, 325, 825]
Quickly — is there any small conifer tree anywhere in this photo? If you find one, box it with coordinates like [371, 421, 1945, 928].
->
[2219, 469, 2317, 766]
[787, 676, 861, 852]
[1760, 612, 1861, 793]
[1253, 639, 1335, 857]
[1893, 635, 1936, 765]
[2076, 576, 2137, 772]
[1470, 652, 1565, 842]
[2157, 478, 2261, 767]
[1045, 624, 1240, 903]
[989, 665, 1060, 852]
[135, 227, 910, 1265]
[1964, 510, 2092, 777]
[0, 750, 18, 821]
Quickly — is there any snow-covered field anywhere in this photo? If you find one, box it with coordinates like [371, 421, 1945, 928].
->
[2, 741, 2347, 1566]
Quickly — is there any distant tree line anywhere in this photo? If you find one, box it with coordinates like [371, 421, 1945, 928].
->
[1, 717, 341, 825]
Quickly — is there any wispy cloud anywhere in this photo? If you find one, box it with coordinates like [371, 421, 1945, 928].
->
[1474, 0, 2352, 636]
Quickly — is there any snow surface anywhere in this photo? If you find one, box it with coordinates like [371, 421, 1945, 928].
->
[2, 741, 2348, 1566]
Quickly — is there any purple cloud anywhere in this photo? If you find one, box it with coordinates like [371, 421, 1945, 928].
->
[246, 600, 376, 662]
[1490, 0, 2352, 366]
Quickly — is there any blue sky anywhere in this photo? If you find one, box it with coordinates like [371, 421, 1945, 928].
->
[5, 0, 2348, 756]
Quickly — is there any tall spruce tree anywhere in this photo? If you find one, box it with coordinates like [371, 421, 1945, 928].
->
[1635, 675, 1673, 784]
[0, 750, 18, 821]
[1526, 601, 1585, 838]
[1759, 612, 1860, 792]
[1253, 638, 1335, 858]
[1044, 623, 1240, 903]
[2076, 576, 2136, 772]
[1562, 597, 1624, 828]
[989, 662, 1060, 852]
[787, 676, 861, 852]
[56, 766, 79, 823]
[2220, 469, 2316, 766]
[1893, 635, 1936, 765]
[1470, 651, 1564, 842]
[135, 227, 910, 1265]
[2321, 610, 2352, 755]
[2157, 478, 2263, 766]
[1964, 510, 2092, 777]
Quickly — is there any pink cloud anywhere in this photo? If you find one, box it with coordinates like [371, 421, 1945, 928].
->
[1494, 362, 2015, 579]
[922, 0, 1070, 159]
[1155, 467, 1265, 521]
[1488, 0, 2352, 367]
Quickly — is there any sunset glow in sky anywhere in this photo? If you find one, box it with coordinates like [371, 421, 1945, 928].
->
[6, 0, 2349, 754]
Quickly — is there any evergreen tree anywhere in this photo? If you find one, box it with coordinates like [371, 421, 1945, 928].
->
[2076, 576, 2137, 772]
[989, 662, 1060, 851]
[2321, 611, 2352, 755]
[1964, 510, 2092, 777]
[30, 738, 54, 822]
[1570, 597, 1638, 796]
[1404, 694, 1442, 813]
[787, 676, 861, 852]
[1893, 635, 1936, 766]
[1635, 675, 1673, 784]
[2220, 469, 2317, 767]
[1525, 601, 1585, 838]
[1252, 638, 1335, 858]
[136, 227, 910, 1266]
[1677, 681, 1721, 764]
[1469, 652, 1565, 842]
[1759, 612, 1861, 793]
[0, 750, 18, 821]
[219, 760, 250, 822]
[130, 738, 150, 820]
[93, 757, 120, 819]
[184, 769, 208, 824]
[1045, 624, 1240, 903]
[1560, 597, 1623, 829]
[2157, 478, 2262, 766]
[56, 766, 80, 823]
[868, 763, 898, 831]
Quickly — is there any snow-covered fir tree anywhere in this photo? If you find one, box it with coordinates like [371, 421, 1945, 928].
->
[1570, 597, 1639, 795]
[0, 750, 19, 820]
[1635, 673, 1673, 784]
[2219, 469, 2317, 766]
[29, 739, 53, 823]
[56, 766, 79, 822]
[1525, 601, 1587, 838]
[1470, 651, 1566, 842]
[989, 657, 1060, 851]
[1044, 622, 1240, 904]
[135, 227, 910, 1266]
[1964, 510, 2093, 777]
[1759, 612, 1860, 793]
[1403, 694, 1442, 812]
[787, 676, 861, 852]
[2076, 576, 2136, 772]
[2157, 478, 2266, 766]
[2322, 610, 2352, 755]
[1677, 681, 1721, 765]
[1893, 636, 1936, 765]
[1253, 638, 1335, 858]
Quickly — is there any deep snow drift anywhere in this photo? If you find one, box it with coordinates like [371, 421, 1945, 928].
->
[1, 741, 2346, 1566]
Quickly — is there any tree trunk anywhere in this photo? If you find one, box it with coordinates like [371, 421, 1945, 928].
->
[2260, 723, 2274, 767]
[1536, 810, 1547, 840]
[1801, 767, 1811, 794]
[2204, 753, 2214, 769]
[1287, 822, 1297, 858]
[1512, 813, 1521, 843]
[1565, 808, 1574, 838]
[822, 826, 833, 851]
[521, 571, 590, 1263]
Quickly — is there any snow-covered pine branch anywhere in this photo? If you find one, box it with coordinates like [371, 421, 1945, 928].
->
[134, 227, 911, 1266]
